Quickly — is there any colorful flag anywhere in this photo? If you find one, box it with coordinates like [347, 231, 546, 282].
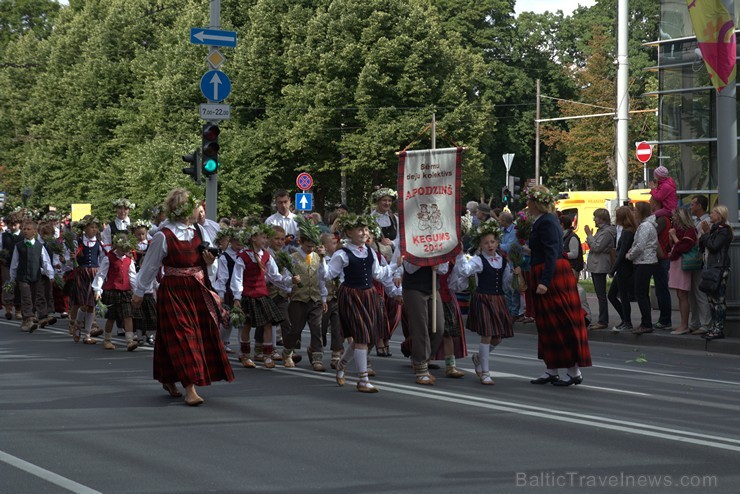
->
[398, 147, 462, 266]
[687, 0, 736, 92]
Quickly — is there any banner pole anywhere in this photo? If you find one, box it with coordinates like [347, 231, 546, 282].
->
[431, 113, 437, 334]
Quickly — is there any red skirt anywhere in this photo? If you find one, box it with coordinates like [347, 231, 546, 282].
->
[154, 272, 234, 387]
[466, 292, 513, 338]
[383, 292, 402, 339]
[528, 258, 591, 368]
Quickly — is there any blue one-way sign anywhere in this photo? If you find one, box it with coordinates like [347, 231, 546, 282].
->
[295, 193, 313, 212]
[200, 70, 232, 102]
[190, 28, 237, 48]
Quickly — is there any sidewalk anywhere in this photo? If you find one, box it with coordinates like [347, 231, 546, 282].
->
[512, 292, 740, 357]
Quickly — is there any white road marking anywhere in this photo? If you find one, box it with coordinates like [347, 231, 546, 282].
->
[0, 450, 102, 494]
[274, 367, 740, 453]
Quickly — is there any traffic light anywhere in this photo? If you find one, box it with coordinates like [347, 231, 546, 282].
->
[201, 123, 220, 177]
[182, 149, 201, 185]
[508, 176, 522, 201]
[502, 187, 510, 205]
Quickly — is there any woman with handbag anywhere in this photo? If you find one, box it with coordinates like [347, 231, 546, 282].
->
[698, 205, 733, 340]
[626, 202, 659, 334]
[667, 208, 698, 335]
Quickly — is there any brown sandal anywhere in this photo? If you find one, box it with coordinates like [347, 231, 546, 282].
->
[162, 383, 182, 397]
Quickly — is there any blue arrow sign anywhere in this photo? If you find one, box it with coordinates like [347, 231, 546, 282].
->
[295, 193, 313, 212]
[190, 28, 237, 48]
[200, 70, 232, 102]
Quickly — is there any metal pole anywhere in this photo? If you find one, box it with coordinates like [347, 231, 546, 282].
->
[431, 113, 437, 334]
[615, 0, 629, 204]
[205, 0, 220, 221]
[535, 79, 540, 184]
[716, 59, 738, 222]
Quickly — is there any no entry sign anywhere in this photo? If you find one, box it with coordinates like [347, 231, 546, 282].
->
[636, 141, 652, 163]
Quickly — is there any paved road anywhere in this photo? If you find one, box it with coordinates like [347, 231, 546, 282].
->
[1, 316, 739, 493]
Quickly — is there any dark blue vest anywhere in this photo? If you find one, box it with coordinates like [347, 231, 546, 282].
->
[341, 247, 374, 289]
[77, 238, 101, 268]
[476, 253, 506, 295]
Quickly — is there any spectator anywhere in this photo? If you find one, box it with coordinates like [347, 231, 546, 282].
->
[608, 206, 636, 332]
[666, 208, 698, 335]
[309, 212, 331, 234]
[699, 205, 733, 340]
[651, 196, 673, 330]
[688, 195, 712, 335]
[560, 214, 591, 326]
[476, 203, 492, 223]
[626, 202, 659, 334]
[650, 165, 678, 219]
[265, 189, 298, 237]
[583, 208, 616, 330]
[329, 204, 349, 234]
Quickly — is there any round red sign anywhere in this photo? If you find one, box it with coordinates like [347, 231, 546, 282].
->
[296, 172, 313, 191]
[635, 141, 652, 163]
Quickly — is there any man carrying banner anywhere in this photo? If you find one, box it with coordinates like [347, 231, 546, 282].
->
[396, 147, 463, 386]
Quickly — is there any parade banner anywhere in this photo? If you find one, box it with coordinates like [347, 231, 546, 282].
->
[687, 0, 736, 92]
[398, 147, 462, 266]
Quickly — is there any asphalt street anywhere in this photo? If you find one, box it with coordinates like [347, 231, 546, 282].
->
[1, 315, 739, 494]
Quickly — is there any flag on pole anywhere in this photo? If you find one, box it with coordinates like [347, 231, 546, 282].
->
[687, 0, 736, 92]
[398, 147, 462, 266]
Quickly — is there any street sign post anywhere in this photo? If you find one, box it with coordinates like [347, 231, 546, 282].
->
[200, 70, 231, 102]
[190, 28, 237, 47]
[636, 141, 653, 163]
[502, 153, 514, 186]
[296, 172, 314, 191]
[0, 191, 5, 208]
[295, 192, 313, 211]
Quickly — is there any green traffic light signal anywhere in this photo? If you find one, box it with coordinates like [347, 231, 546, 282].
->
[203, 158, 218, 174]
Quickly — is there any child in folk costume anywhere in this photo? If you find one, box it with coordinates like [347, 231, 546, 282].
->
[230, 224, 296, 369]
[366, 218, 401, 359]
[102, 199, 134, 252]
[71, 215, 105, 344]
[9, 220, 55, 332]
[282, 216, 327, 371]
[434, 263, 468, 378]
[212, 227, 237, 353]
[320, 232, 343, 369]
[261, 225, 296, 364]
[132, 220, 156, 346]
[454, 219, 514, 385]
[1, 212, 23, 320]
[92, 233, 139, 351]
[133, 188, 233, 406]
[322, 214, 400, 393]
[42, 211, 69, 318]
[37, 222, 60, 328]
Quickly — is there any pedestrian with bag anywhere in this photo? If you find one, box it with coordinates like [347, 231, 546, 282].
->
[698, 205, 733, 340]
[583, 209, 616, 330]
[667, 208, 698, 335]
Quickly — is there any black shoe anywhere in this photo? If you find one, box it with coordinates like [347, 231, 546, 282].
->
[4, 312, 12, 320]
[703, 330, 725, 341]
[276, 339, 284, 346]
[530, 373, 560, 385]
[552, 373, 583, 386]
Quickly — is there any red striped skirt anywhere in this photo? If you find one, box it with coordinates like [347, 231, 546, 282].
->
[528, 258, 592, 368]
[337, 285, 378, 345]
[74, 267, 97, 307]
[153, 270, 234, 387]
[383, 292, 402, 339]
[466, 292, 513, 338]
[432, 299, 467, 360]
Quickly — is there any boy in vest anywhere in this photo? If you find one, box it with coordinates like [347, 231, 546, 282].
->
[37, 222, 59, 328]
[2, 212, 23, 320]
[213, 228, 240, 356]
[283, 217, 327, 370]
[92, 233, 138, 351]
[320, 232, 343, 369]
[9, 220, 54, 332]
[262, 225, 297, 363]
[102, 199, 134, 252]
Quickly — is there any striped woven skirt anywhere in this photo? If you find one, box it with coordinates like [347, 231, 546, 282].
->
[337, 285, 378, 345]
[528, 258, 592, 368]
[133, 293, 157, 333]
[244, 295, 283, 328]
[74, 267, 97, 307]
[101, 289, 133, 321]
[431, 298, 468, 360]
[466, 292, 513, 338]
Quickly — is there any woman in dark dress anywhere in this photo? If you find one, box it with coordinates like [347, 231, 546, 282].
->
[525, 186, 592, 386]
[608, 206, 637, 332]
[133, 188, 233, 406]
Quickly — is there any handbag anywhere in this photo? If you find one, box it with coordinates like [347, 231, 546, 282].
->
[699, 266, 724, 294]
[681, 244, 702, 271]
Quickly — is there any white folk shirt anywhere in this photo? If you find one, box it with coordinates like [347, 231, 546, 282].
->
[102, 217, 131, 252]
[134, 222, 217, 297]
[323, 242, 400, 297]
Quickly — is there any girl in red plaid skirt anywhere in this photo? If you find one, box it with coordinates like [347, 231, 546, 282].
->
[525, 186, 591, 387]
[133, 189, 234, 406]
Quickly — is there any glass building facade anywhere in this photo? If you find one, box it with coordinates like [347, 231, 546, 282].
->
[648, 1, 739, 198]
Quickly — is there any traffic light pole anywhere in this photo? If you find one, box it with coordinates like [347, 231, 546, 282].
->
[205, 0, 220, 221]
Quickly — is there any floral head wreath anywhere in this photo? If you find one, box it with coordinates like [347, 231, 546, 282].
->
[215, 226, 236, 243]
[112, 198, 135, 210]
[365, 215, 381, 240]
[111, 232, 136, 252]
[471, 218, 503, 246]
[166, 195, 199, 221]
[525, 187, 556, 208]
[131, 219, 152, 230]
[371, 187, 398, 202]
[77, 215, 101, 230]
[42, 211, 61, 222]
[295, 215, 322, 245]
[337, 213, 372, 232]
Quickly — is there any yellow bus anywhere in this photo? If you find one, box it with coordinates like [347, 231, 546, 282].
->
[555, 189, 651, 238]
